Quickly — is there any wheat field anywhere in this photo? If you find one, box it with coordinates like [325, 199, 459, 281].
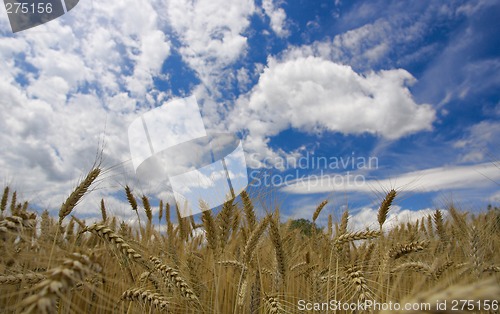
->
[0, 166, 499, 313]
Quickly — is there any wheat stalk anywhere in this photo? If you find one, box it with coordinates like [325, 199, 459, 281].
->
[0, 186, 9, 215]
[482, 265, 500, 272]
[158, 200, 163, 225]
[218, 199, 234, 252]
[334, 230, 380, 248]
[20, 253, 102, 314]
[217, 260, 247, 271]
[378, 189, 396, 229]
[345, 266, 372, 303]
[0, 273, 46, 285]
[264, 293, 285, 313]
[391, 262, 432, 276]
[100, 199, 107, 223]
[312, 200, 328, 222]
[327, 214, 333, 238]
[149, 256, 199, 303]
[200, 201, 218, 253]
[83, 223, 148, 269]
[59, 168, 100, 224]
[142, 195, 152, 223]
[469, 226, 482, 276]
[432, 260, 454, 280]
[289, 261, 308, 272]
[433, 210, 447, 242]
[241, 190, 256, 231]
[176, 204, 189, 241]
[121, 287, 170, 310]
[339, 209, 349, 235]
[250, 271, 261, 314]
[237, 277, 248, 307]
[388, 241, 428, 259]
[125, 185, 138, 211]
[10, 191, 17, 215]
[243, 215, 270, 264]
[448, 205, 469, 235]
[269, 213, 286, 283]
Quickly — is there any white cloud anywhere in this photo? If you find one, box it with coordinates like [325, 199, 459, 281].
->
[236, 67, 251, 90]
[230, 55, 435, 158]
[454, 121, 500, 163]
[489, 191, 500, 203]
[262, 0, 289, 38]
[125, 30, 171, 96]
[0, 0, 172, 218]
[166, 0, 255, 92]
[282, 162, 500, 195]
[289, 1, 486, 72]
[348, 205, 435, 231]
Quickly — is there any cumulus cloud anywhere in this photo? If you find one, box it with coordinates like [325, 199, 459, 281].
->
[230, 55, 435, 159]
[166, 0, 255, 92]
[262, 0, 289, 38]
[348, 205, 435, 231]
[0, 0, 172, 214]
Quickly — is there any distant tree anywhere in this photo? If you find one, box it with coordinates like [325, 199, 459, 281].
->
[289, 218, 323, 236]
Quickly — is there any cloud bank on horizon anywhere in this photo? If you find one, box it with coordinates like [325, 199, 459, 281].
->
[0, 0, 499, 223]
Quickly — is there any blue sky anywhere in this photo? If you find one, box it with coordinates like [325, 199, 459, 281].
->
[1, 0, 499, 228]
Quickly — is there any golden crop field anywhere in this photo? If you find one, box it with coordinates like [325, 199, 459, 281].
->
[0, 166, 499, 313]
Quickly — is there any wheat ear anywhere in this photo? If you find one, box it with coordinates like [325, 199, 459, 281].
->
[378, 189, 396, 229]
[339, 209, 349, 235]
[20, 253, 102, 314]
[100, 199, 107, 223]
[388, 241, 428, 259]
[200, 201, 218, 253]
[0, 273, 46, 285]
[217, 260, 247, 271]
[59, 168, 100, 224]
[149, 256, 199, 303]
[0, 186, 9, 215]
[243, 215, 270, 264]
[264, 293, 285, 313]
[269, 213, 286, 282]
[218, 199, 234, 251]
[483, 265, 500, 272]
[142, 195, 152, 223]
[124, 185, 138, 211]
[241, 190, 256, 231]
[334, 230, 380, 248]
[346, 266, 372, 303]
[391, 262, 432, 276]
[312, 200, 328, 222]
[121, 287, 170, 310]
[433, 209, 447, 242]
[83, 223, 148, 269]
